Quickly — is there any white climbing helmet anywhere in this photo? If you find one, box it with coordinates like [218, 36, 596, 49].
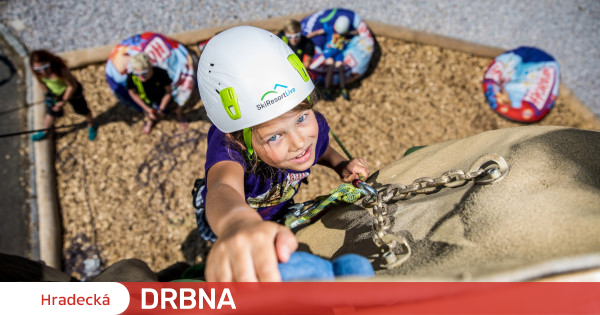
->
[333, 15, 351, 34]
[197, 25, 314, 133]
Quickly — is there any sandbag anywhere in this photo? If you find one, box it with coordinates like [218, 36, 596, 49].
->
[296, 126, 600, 281]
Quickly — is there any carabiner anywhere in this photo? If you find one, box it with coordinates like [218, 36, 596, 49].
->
[352, 179, 378, 196]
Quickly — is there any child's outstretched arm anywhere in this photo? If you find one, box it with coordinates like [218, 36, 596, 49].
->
[204, 161, 298, 282]
[317, 145, 369, 182]
[306, 28, 324, 39]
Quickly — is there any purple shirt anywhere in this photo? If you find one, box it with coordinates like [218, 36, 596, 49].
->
[202, 111, 330, 220]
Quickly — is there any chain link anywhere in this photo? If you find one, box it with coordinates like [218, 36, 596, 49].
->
[362, 153, 510, 270]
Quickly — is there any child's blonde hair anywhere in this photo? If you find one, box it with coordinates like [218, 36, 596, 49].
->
[283, 19, 301, 34]
[130, 52, 151, 71]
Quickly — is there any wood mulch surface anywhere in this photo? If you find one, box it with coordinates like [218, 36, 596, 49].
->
[56, 35, 600, 279]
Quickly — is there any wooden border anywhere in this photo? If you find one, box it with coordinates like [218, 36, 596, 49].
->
[32, 81, 61, 268]
[57, 15, 598, 125]
[58, 12, 312, 69]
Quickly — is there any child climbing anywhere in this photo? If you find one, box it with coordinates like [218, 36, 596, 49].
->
[195, 26, 370, 281]
[277, 19, 315, 69]
[307, 15, 357, 100]
[30, 50, 98, 141]
[126, 52, 188, 134]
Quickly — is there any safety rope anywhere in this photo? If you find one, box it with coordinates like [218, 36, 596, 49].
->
[286, 182, 366, 229]
[0, 99, 86, 139]
[0, 122, 84, 138]
[329, 129, 354, 160]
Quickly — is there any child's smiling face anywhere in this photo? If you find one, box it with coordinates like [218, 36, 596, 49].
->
[251, 108, 319, 171]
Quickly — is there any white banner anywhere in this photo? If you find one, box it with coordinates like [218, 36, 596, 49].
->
[0, 282, 130, 315]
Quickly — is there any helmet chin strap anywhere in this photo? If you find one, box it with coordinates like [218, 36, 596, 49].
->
[243, 127, 254, 157]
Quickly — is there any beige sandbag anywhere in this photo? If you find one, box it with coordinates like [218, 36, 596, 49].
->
[296, 126, 600, 281]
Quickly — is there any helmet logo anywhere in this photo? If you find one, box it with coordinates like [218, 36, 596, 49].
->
[261, 84, 288, 101]
[256, 83, 297, 110]
[220, 87, 242, 120]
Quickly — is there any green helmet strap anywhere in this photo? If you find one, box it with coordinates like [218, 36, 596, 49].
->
[243, 127, 254, 157]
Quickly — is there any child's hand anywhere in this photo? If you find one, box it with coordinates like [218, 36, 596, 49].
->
[339, 157, 369, 182]
[147, 110, 157, 120]
[205, 220, 298, 282]
[52, 101, 65, 112]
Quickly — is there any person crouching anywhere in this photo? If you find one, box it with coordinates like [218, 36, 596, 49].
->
[126, 52, 187, 134]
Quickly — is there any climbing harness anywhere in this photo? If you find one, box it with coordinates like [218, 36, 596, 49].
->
[361, 153, 510, 269]
[131, 74, 151, 105]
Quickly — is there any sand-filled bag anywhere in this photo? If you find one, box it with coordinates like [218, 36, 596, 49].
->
[296, 126, 600, 281]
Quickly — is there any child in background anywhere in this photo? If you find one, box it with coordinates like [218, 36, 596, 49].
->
[195, 26, 369, 281]
[277, 19, 315, 69]
[30, 50, 98, 141]
[126, 52, 188, 134]
[307, 15, 357, 100]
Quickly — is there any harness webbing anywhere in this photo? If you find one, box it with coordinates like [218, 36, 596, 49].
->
[131, 75, 150, 104]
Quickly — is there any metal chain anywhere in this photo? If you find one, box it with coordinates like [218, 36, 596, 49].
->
[361, 153, 510, 269]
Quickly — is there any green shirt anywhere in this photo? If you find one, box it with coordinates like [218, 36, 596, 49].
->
[41, 77, 67, 96]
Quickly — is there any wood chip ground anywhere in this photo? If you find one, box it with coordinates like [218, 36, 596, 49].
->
[55, 36, 600, 279]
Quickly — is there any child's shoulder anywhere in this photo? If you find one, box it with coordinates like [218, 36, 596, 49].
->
[313, 110, 326, 122]
[313, 110, 330, 134]
[207, 124, 223, 141]
[153, 66, 169, 76]
[206, 125, 239, 155]
[205, 125, 246, 168]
